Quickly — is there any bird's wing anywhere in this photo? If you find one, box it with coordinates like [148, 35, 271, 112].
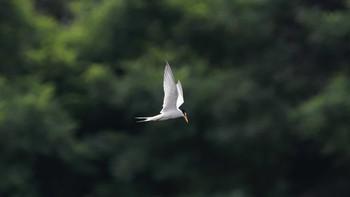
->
[160, 61, 178, 113]
[176, 80, 184, 108]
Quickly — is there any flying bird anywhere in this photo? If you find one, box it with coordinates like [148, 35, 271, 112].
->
[136, 61, 188, 123]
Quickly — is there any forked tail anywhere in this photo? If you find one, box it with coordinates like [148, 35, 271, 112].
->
[135, 117, 152, 123]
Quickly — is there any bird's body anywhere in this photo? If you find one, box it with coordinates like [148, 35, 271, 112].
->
[136, 61, 188, 123]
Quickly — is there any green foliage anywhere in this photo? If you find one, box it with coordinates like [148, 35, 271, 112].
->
[0, 0, 36, 75]
[0, 77, 76, 196]
[1, 0, 350, 196]
[293, 75, 350, 154]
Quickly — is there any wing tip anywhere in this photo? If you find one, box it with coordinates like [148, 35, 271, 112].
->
[164, 60, 172, 71]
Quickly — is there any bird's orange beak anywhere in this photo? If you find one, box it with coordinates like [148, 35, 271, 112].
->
[183, 114, 189, 123]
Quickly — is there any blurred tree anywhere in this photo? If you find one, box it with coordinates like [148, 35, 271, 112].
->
[1, 0, 350, 196]
[34, 0, 72, 22]
[0, 0, 35, 76]
[0, 77, 76, 196]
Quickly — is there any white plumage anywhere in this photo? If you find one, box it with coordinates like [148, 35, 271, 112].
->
[136, 61, 188, 123]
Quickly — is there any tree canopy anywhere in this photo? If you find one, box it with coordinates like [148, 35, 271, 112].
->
[1, 0, 350, 196]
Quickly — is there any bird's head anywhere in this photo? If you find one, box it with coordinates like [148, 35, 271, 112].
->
[180, 109, 189, 123]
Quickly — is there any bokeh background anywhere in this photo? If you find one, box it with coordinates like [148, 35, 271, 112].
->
[1, 0, 350, 196]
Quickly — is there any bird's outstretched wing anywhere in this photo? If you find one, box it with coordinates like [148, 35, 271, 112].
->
[160, 61, 178, 113]
[176, 80, 184, 108]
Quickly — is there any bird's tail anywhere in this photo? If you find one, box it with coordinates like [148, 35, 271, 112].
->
[135, 117, 152, 123]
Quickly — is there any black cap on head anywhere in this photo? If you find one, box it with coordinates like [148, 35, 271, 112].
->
[180, 108, 186, 115]
[180, 108, 189, 123]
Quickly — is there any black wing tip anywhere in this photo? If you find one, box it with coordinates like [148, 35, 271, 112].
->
[165, 59, 172, 68]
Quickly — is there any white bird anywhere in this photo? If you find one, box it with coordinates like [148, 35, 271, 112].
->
[136, 61, 188, 123]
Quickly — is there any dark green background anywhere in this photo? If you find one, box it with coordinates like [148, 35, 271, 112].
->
[1, 0, 350, 196]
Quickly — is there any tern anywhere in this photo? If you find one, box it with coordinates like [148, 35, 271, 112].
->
[136, 61, 188, 123]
